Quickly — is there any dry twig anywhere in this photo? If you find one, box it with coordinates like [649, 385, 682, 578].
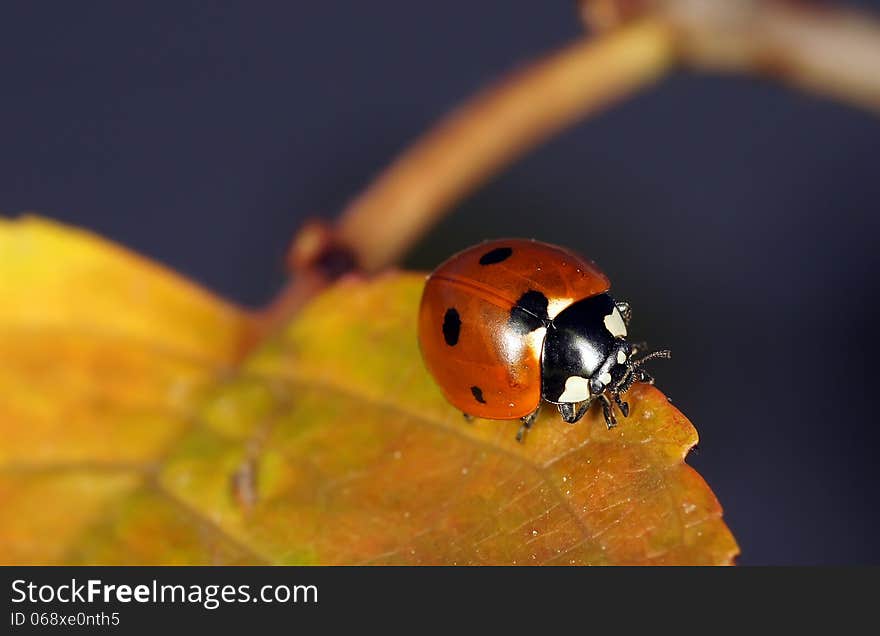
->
[261, 20, 676, 330]
[262, 1, 880, 334]
[582, 0, 880, 111]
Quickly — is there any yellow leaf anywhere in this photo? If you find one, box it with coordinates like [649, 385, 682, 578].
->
[0, 217, 738, 565]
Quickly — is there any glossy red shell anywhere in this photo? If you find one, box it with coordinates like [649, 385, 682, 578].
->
[418, 239, 610, 419]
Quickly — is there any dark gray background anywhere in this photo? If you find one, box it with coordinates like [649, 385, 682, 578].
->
[2, 1, 879, 565]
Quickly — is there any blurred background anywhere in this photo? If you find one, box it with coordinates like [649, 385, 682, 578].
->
[2, 1, 878, 565]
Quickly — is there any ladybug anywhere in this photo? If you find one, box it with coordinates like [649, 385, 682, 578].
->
[418, 239, 670, 441]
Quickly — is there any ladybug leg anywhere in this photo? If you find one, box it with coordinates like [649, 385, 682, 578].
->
[516, 407, 541, 443]
[613, 392, 630, 418]
[462, 412, 474, 422]
[557, 400, 591, 424]
[558, 402, 575, 422]
[615, 300, 632, 326]
[599, 394, 618, 429]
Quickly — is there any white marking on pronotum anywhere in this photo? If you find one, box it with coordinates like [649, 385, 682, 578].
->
[617, 350, 627, 364]
[599, 371, 613, 386]
[558, 376, 590, 403]
[604, 307, 627, 337]
[546, 298, 573, 319]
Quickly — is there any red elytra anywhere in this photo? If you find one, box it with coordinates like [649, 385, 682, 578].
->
[418, 239, 610, 420]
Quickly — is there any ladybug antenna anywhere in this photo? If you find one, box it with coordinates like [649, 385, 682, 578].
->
[631, 349, 671, 368]
[613, 349, 671, 394]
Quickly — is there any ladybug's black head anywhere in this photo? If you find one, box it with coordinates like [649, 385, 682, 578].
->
[591, 340, 632, 395]
[592, 346, 671, 426]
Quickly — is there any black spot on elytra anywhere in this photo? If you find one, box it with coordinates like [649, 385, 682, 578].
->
[470, 386, 486, 403]
[479, 246, 513, 265]
[442, 308, 461, 346]
[509, 290, 550, 335]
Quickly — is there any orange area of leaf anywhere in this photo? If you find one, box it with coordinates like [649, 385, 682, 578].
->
[0, 217, 738, 564]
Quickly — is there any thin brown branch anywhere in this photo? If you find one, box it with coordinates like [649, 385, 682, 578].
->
[582, 1, 880, 113]
[257, 20, 677, 333]
[262, 2, 880, 337]
[333, 19, 677, 273]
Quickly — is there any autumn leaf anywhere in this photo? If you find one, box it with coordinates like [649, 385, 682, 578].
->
[0, 216, 738, 565]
